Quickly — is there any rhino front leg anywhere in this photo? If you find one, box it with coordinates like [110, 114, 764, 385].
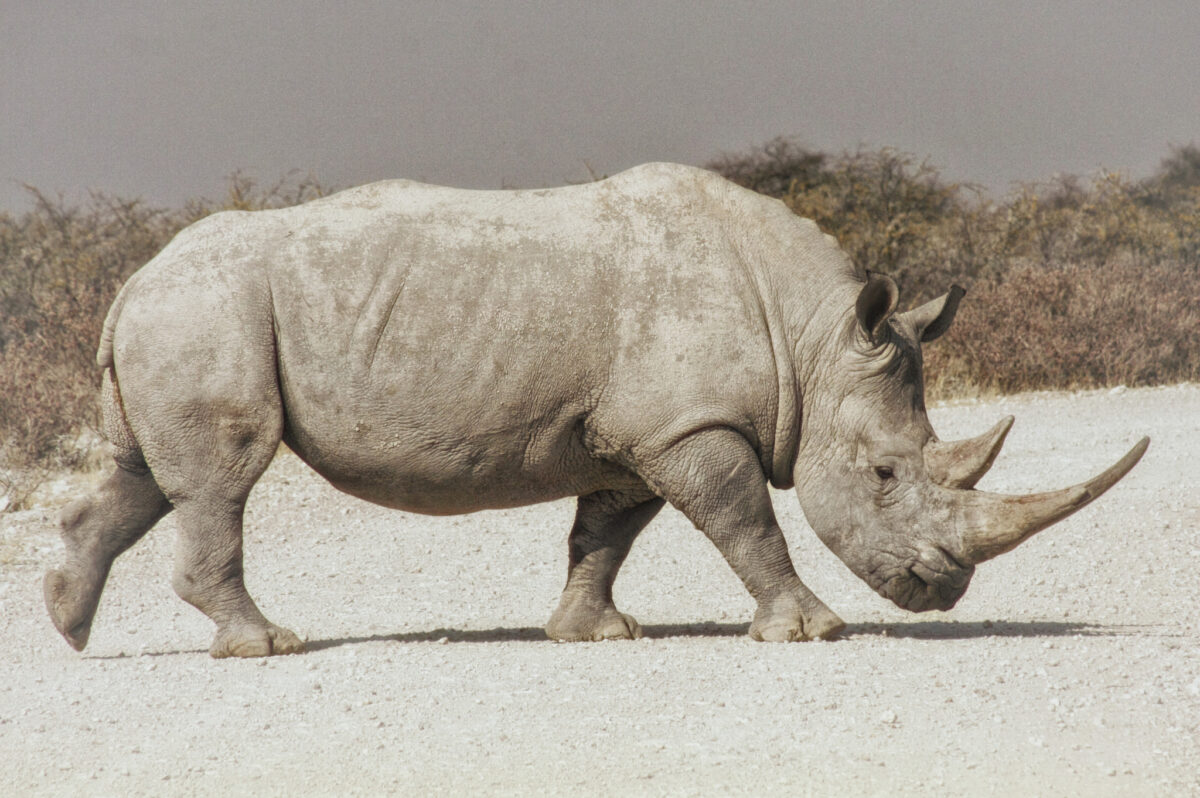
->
[546, 488, 664, 641]
[641, 428, 845, 641]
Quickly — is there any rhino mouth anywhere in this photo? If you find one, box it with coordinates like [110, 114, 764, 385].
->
[874, 547, 975, 612]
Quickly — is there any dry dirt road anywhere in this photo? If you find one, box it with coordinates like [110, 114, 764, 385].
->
[2, 384, 1197, 796]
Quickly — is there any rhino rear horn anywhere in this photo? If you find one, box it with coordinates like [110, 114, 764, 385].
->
[955, 437, 1149, 565]
[925, 416, 1014, 489]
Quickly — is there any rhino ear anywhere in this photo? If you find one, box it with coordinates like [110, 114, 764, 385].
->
[855, 272, 900, 343]
[898, 284, 965, 343]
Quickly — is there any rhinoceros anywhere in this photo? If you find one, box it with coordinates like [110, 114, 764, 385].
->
[44, 163, 1148, 657]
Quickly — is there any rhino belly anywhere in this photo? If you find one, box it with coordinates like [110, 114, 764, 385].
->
[279, 397, 638, 515]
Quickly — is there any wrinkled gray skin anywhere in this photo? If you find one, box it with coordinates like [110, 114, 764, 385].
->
[44, 163, 1148, 657]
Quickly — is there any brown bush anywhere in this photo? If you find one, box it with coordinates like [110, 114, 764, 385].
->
[926, 258, 1200, 396]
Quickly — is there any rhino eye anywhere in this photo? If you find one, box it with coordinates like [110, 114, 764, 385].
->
[873, 465, 895, 481]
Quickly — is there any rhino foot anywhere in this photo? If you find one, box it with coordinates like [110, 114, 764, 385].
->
[209, 623, 305, 658]
[749, 595, 845, 642]
[44, 568, 101, 652]
[546, 605, 643, 642]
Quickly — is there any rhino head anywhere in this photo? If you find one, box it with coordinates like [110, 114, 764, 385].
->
[792, 274, 1148, 613]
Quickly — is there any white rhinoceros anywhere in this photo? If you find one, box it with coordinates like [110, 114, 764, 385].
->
[44, 163, 1148, 657]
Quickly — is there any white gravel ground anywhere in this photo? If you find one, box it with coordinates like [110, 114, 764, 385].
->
[1, 384, 1197, 796]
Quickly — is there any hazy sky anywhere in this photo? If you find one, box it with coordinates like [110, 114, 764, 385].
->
[3, 2, 1199, 212]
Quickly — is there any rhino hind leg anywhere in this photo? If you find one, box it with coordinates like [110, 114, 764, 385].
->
[170, 498, 304, 658]
[44, 465, 172, 651]
[170, 491, 304, 658]
[148, 404, 304, 658]
[641, 428, 845, 642]
[119, 354, 301, 657]
[545, 488, 663, 642]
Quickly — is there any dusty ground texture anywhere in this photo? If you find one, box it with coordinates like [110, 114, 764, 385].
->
[1, 384, 1197, 796]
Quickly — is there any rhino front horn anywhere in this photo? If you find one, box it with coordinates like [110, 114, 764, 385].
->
[926, 416, 1014, 489]
[955, 437, 1149, 565]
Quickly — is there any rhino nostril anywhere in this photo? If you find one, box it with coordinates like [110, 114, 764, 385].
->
[909, 560, 950, 589]
[935, 544, 970, 572]
[905, 558, 972, 611]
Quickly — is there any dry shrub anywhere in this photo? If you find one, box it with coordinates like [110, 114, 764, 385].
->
[927, 258, 1200, 396]
[706, 137, 829, 199]
[0, 286, 109, 458]
[0, 289, 108, 509]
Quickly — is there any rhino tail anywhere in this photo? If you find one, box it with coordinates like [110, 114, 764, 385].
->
[100, 368, 149, 474]
[96, 275, 139, 369]
[96, 281, 149, 471]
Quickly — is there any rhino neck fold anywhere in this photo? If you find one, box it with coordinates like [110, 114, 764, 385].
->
[744, 272, 849, 493]
[718, 191, 860, 491]
[769, 322, 801, 490]
[737, 260, 803, 491]
[745, 279, 861, 492]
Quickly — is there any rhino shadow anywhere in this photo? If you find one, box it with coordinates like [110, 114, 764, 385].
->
[83, 620, 1163, 658]
[842, 620, 1164, 640]
[304, 621, 750, 650]
[304, 619, 1161, 651]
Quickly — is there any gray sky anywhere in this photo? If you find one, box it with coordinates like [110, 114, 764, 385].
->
[3, 2, 1199, 213]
